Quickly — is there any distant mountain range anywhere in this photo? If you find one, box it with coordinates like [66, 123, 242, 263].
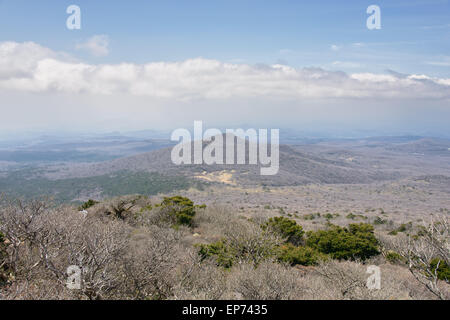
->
[40, 136, 450, 186]
[0, 135, 449, 203]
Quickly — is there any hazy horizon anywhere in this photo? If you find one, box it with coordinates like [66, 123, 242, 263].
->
[1, 0, 449, 138]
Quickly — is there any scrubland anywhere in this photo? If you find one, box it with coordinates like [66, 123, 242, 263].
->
[1, 194, 448, 300]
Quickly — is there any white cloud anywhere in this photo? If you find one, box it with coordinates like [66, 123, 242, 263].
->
[1, 41, 450, 101]
[0, 41, 67, 80]
[76, 35, 109, 57]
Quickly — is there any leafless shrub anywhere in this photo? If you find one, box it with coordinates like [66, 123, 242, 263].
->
[0, 199, 131, 300]
[192, 205, 240, 239]
[1, 196, 447, 301]
[143, 205, 176, 228]
[312, 260, 371, 299]
[310, 260, 399, 300]
[307, 258, 446, 300]
[66, 217, 130, 300]
[173, 257, 228, 300]
[102, 196, 141, 220]
[222, 220, 282, 266]
[0, 199, 70, 288]
[120, 226, 185, 300]
[229, 261, 301, 300]
[377, 263, 437, 300]
[381, 215, 449, 300]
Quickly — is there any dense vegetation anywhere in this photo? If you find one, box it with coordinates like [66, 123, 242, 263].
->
[159, 196, 197, 226]
[0, 169, 197, 203]
[306, 223, 379, 260]
[199, 217, 380, 268]
[278, 244, 326, 266]
[262, 216, 304, 246]
[430, 258, 450, 282]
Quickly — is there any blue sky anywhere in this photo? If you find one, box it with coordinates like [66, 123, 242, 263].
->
[1, 0, 449, 76]
[0, 0, 449, 137]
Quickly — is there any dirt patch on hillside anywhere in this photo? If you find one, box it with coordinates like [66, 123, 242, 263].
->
[195, 170, 236, 185]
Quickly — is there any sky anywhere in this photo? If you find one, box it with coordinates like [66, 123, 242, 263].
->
[0, 0, 449, 138]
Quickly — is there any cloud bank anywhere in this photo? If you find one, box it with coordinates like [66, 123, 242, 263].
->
[1, 41, 449, 101]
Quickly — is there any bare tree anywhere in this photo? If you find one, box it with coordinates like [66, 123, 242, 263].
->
[384, 215, 449, 300]
[0, 199, 131, 300]
[313, 260, 372, 299]
[173, 255, 228, 300]
[229, 261, 301, 300]
[120, 226, 185, 299]
[103, 196, 140, 220]
[223, 221, 282, 267]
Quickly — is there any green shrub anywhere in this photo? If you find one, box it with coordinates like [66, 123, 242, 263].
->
[415, 225, 427, 237]
[385, 250, 404, 264]
[346, 213, 356, 220]
[160, 196, 196, 226]
[303, 213, 320, 220]
[139, 204, 153, 212]
[197, 240, 235, 269]
[278, 244, 327, 266]
[262, 217, 304, 245]
[389, 222, 413, 235]
[396, 222, 412, 233]
[430, 258, 450, 282]
[79, 199, 98, 210]
[197, 230, 279, 269]
[306, 223, 379, 261]
[373, 216, 387, 225]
